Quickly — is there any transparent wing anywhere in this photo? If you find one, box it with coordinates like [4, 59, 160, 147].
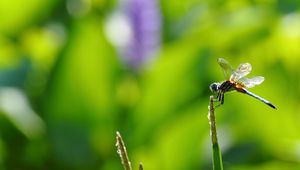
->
[230, 62, 252, 81]
[217, 58, 234, 79]
[239, 76, 264, 88]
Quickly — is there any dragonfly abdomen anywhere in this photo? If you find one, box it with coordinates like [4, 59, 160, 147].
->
[242, 89, 277, 109]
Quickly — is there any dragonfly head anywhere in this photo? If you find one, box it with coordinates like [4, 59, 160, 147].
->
[209, 82, 220, 93]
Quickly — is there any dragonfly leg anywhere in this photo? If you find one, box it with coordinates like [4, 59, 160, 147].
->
[217, 92, 222, 102]
[212, 92, 220, 102]
[221, 93, 225, 105]
[214, 103, 222, 108]
[214, 93, 224, 108]
[212, 98, 219, 102]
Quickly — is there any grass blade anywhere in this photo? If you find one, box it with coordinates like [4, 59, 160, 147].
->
[208, 96, 223, 170]
[116, 131, 132, 170]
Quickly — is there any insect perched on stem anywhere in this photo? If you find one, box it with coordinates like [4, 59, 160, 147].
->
[210, 58, 277, 109]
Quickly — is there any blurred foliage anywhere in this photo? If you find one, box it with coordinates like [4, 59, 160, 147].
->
[0, 0, 300, 170]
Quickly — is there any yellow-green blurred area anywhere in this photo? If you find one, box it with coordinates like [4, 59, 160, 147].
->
[0, 0, 300, 169]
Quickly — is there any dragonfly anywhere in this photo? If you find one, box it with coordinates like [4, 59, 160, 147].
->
[210, 58, 277, 109]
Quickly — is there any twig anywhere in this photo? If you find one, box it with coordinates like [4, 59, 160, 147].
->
[139, 162, 144, 170]
[208, 96, 223, 170]
[116, 131, 132, 170]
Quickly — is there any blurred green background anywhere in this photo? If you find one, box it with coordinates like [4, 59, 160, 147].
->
[0, 0, 300, 169]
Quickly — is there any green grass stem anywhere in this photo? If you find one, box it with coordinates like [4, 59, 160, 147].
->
[116, 131, 132, 170]
[208, 96, 224, 170]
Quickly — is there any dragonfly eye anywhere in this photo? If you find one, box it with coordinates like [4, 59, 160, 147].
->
[209, 83, 219, 93]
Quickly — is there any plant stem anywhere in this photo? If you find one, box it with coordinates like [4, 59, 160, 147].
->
[208, 96, 223, 170]
[116, 131, 132, 170]
[139, 162, 144, 170]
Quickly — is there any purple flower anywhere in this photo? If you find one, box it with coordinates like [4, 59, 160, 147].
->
[124, 0, 161, 69]
[105, 0, 161, 70]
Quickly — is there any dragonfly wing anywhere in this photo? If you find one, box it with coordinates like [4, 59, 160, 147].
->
[217, 58, 234, 79]
[230, 62, 252, 81]
[240, 76, 264, 88]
